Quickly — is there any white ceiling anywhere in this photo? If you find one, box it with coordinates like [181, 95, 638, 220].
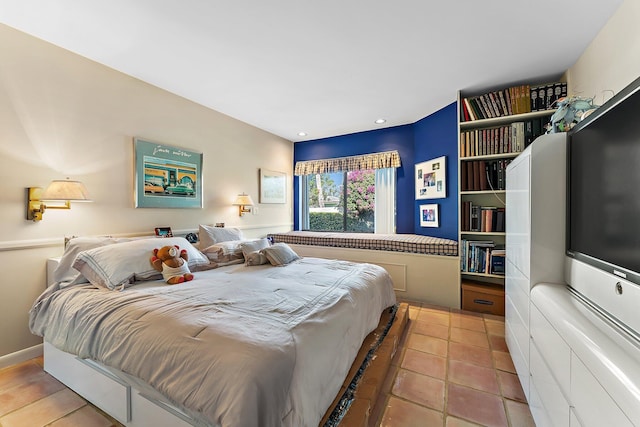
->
[0, 0, 622, 142]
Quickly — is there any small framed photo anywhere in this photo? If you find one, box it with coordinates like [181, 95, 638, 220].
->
[415, 156, 446, 199]
[154, 227, 173, 237]
[420, 204, 439, 228]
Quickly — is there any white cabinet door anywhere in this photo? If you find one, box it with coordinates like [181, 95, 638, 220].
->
[571, 353, 633, 427]
[506, 152, 531, 279]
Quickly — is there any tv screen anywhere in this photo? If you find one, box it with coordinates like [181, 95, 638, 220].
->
[567, 76, 640, 286]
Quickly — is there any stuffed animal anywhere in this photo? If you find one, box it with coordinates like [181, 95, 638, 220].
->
[150, 245, 194, 285]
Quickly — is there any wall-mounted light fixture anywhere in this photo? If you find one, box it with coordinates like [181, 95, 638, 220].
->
[26, 178, 92, 222]
[232, 193, 254, 216]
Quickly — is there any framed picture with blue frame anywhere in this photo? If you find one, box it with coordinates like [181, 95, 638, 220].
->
[134, 138, 203, 208]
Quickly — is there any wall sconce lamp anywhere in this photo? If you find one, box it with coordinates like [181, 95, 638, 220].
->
[232, 193, 254, 216]
[26, 178, 92, 222]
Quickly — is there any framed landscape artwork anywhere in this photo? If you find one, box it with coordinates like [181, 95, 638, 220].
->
[260, 169, 286, 204]
[415, 156, 446, 199]
[134, 138, 203, 208]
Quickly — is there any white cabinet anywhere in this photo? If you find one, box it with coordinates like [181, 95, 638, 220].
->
[505, 132, 567, 400]
[530, 283, 640, 427]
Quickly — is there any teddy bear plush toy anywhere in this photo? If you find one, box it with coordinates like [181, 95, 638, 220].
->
[150, 245, 194, 285]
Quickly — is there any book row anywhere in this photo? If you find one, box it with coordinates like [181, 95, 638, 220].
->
[461, 202, 505, 233]
[460, 82, 566, 122]
[460, 116, 549, 158]
[460, 240, 505, 275]
[531, 82, 567, 112]
[461, 159, 512, 192]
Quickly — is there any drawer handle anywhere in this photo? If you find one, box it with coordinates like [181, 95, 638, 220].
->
[473, 299, 495, 306]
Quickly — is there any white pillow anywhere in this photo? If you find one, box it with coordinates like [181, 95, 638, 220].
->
[53, 236, 124, 286]
[261, 243, 301, 266]
[245, 251, 269, 266]
[239, 238, 270, 261]
[73, 237, 209, 290]
[199, 225, 243, 247]
[201, 240, 247, 264]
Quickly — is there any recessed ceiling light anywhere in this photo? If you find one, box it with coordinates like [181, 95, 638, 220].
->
[375, 119, 386, 124]
[297, 131, 307, 137]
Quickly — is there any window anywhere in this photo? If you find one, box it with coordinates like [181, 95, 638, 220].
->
[301, 168, 395, 233]
[295, 150, 400, 234]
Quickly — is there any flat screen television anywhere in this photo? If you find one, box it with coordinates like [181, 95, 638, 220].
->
[567, 75, 640, 287]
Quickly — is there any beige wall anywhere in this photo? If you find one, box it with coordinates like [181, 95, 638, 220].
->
[567, 0, 640, 104]
[0, 24, 293, 359]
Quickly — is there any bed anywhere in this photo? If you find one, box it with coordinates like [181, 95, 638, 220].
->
[269, 231, 461, 308]
[29, 235, 399, 427]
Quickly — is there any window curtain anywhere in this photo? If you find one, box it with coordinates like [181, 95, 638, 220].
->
[294, 150, 401, 175]
[374, 168, 396, 234]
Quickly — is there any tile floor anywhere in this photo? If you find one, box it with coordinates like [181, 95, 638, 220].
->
[371, 301, 535, 427]
[0, 302, 534, 427]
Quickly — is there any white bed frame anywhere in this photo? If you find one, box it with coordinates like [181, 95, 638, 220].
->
[44, 304, 408, 427]
[288, 243, 461, 308]
[44, 341, 197, 427]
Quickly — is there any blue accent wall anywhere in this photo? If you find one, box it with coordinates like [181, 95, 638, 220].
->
[413, 102, 458, 239]
[293, 102, 458, 240]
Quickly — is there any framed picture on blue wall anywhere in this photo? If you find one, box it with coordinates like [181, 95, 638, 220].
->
[420, 204, 439, 227]
[415, 156, 446, 199]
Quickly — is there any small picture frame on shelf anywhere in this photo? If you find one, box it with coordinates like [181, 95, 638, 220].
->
[415, 156, 446, 199]
[154, 227, 173, 237]
[420, 204, 439, 228]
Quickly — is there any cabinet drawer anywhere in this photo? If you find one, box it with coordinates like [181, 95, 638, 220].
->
[44, 342, 129, 424]
[571, 353, 633, 427]
[530, 341, 570, 427]
[530, 302, 570, 396]
[130, 392, 195, 427]
[462, 282, 505, 315]
[529, 377, 552, 427]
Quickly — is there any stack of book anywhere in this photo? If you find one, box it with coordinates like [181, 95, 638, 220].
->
[461, 202, 505, 232]
[460, 239, 505, 275]
[460, 82, 565, 122]
[460, 159, 512, 191]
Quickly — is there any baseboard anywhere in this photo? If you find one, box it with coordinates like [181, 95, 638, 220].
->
[0, 343, 43, 370]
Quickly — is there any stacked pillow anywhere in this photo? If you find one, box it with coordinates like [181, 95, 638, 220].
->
[197, 225, 301, 267]
[240, 238, 271, 266]
[53, 236, 125, 287]
[52, 229, 302, 291]
[198, 224, 244, 247]
[53, 236, 209, 290]
[261, 243, 301, 266]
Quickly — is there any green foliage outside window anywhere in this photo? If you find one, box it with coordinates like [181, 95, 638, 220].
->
[305, 170, 375, 233]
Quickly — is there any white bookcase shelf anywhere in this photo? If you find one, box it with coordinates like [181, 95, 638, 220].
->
[458, 86, 557, 309]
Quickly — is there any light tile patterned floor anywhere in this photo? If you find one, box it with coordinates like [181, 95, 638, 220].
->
[0, 302, 534, 426]
[371, 301, 535, 427]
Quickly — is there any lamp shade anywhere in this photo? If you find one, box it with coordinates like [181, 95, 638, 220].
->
[41, 179, 91, 201]
[233, 193, 254, 206]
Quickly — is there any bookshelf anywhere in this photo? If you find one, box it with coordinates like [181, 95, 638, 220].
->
[457, 82, 560, 305]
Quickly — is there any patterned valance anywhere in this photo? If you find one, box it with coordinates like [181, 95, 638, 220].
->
[294, 150, 401, 176]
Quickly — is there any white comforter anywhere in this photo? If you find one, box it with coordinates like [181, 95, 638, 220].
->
[30, 257, 396, 427]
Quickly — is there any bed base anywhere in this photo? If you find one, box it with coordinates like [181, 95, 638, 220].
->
[289, 243, 460, 308]
[43, 303, 409, 427]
